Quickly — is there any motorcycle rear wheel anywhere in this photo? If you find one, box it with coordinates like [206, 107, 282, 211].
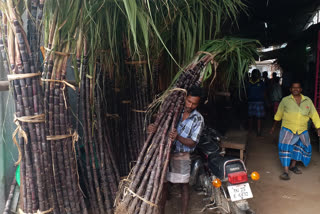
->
[228, 201, 245, 214]
[228, 201, 255, 214]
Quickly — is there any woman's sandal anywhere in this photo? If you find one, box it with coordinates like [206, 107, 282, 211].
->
[289, 166, 302, 174]
[280, 172, 290, 180]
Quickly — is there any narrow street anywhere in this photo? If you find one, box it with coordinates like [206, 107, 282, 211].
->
[247, 123, 320, 214]
[166, 121, 320, 214]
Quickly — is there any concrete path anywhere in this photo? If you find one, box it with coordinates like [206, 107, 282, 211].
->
[165, 123, 320, 214]
[247, 126, 320, 214]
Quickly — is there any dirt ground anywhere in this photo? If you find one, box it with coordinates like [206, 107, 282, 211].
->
[165, 121, 320, 214]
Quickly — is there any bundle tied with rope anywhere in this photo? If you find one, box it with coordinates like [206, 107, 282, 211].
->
[18, 208, 53, 214]
[46, 130, 80, 162]
[41, 42, 89, 213]
[7, 72, 42, 81]
[46, 131, 79, 144]
[115, 54, 213, 214]
[12, 114, 45, 165]
[41, 78, 76, 109]
[124, 187, 158, 208]
[131, 109, 147, 113]
[1, 1, 88, 212]
[44, 46, 73, 57]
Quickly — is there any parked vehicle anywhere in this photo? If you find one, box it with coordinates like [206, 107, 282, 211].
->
[190, 127, 260, 214]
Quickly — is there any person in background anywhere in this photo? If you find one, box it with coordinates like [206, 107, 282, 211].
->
[148, 86, 204, 214]
[270, 81, 320, 180]
[263, 71, 272, 117]
[270, 77, 283, 115]
[262, 71, 269, 83]
[247, 69, 266, 136]
[269, 72, 278, 88]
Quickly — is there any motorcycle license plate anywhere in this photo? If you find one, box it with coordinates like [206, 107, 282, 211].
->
[227, 183, 253, 202]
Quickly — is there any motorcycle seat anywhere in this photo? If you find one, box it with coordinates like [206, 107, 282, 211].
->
[208, 155, 237, 179]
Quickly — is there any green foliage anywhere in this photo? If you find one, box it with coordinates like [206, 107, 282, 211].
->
[40, 0, 257, 91]
[114, 0, 247, 67]
[200, 37, 260, 89]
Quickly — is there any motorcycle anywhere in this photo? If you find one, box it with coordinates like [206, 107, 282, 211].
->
[190, 127, 260, 214]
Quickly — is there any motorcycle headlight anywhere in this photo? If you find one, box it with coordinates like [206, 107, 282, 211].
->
[211, 178, 222, 188]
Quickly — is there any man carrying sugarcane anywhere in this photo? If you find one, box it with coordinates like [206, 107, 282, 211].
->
[148, 86, 204, 214]
[270, 81, 320, 180]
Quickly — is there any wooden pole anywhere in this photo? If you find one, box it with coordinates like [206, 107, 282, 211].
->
[0, 80, 77, 92]
[0, 81, 9, 91]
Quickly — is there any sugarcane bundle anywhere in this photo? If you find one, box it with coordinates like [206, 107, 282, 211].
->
[122, 60, 152, 175]
[76, 53, 120, 214]
[42, 45, 87, 214]
[42, 1, 87, 213]
[0, 0, 60, 213]
[114, 54, 214, 214]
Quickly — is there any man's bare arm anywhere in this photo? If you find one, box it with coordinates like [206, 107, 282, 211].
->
[270, 121, 280, 134]
[169, 129, 196, 148]
[176, 135, 196, 148]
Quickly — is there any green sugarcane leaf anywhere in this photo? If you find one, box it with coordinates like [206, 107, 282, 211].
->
[203, 63, 212, 82]
[122, 0, 139, 55]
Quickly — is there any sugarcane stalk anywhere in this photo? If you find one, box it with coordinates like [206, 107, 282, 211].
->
[51, 54, 72, 213]
[99, 126, 118, 202]
[36, 52, 56, 213]
[9, 55, 30, 212]
[95, 89, 112, 214]
[3, 176, 17, 214]
[27, 0, 38, 72]
[85, 75, 105, 214]
[119, 123, 166, 210]
[10, 4, 51, 209]
[152, 97, 185, 214]
[151, 59, 160, 98]
[37, 0, 45, 27]
[128, 118, 169, 213]
[75, 81, 84, 166]
[47, 56, 65, 213]
[58, 51, 78, 213]
[127, 147, 160, 213]
[139, 106, 175, 214]
[135, 70, 142, 151]
[0, 11, 8, 47]
[80, 53, 99, 211]
[0, 29, 9, 74]
[13, 28, 40, 213]
[63, 44, 86, 214]
[103, 130, 120, 183]
[19, 137, 27, 211]
[116, 111, 170, 213]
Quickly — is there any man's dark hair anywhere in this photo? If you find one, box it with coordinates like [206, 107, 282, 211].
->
[262, 71, 268, 77]
[251, 69, 261, 81]
[187, 85, 202, 97]
[274, 76, 280, 84]
[290, 81, 302, 88]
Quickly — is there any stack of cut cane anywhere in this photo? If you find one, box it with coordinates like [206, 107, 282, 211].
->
[115, 55, 213, 214]
[1, 0, 88, 213]
[0, 1, 59, 213]
[75, 45, 120, 214]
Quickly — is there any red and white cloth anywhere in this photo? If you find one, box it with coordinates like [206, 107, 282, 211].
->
[166, 152, 191, 183]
